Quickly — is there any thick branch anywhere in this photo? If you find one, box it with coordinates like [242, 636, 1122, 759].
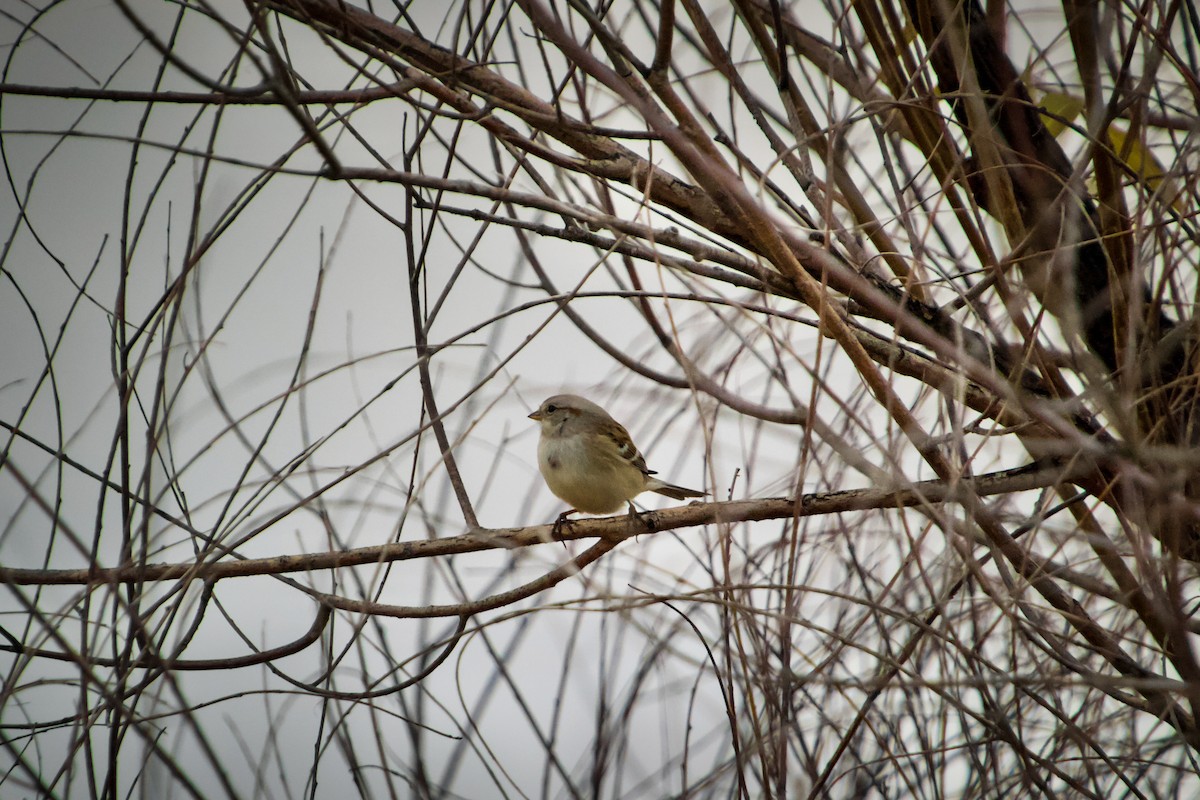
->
[0, 464, 1068, 587]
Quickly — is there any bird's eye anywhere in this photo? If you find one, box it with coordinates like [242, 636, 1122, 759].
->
[545, 404, 557, 413]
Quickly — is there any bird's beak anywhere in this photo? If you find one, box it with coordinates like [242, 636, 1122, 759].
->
[528, 410, 543, 421]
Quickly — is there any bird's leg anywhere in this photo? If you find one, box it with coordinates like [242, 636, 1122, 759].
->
[552, 509, 577, 540]
[626, 501, 656, 532]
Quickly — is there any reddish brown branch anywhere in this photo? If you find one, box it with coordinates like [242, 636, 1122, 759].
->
[0, 463, 1070, 587]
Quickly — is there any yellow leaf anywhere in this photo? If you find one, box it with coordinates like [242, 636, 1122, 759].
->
[1039, 91, 1085, 137]
[1108, 126, 1182, 210]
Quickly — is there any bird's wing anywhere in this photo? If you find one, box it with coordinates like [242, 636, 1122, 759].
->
[604, 424, 653, 475]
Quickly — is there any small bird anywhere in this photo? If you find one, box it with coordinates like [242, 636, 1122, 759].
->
[528, 394, 704, 530]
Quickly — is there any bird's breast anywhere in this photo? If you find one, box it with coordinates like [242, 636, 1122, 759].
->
[537, 433, 642, 514]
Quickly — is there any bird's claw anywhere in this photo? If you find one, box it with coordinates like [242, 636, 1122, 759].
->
[551, 510, 576, 540]
[626, 503, 656, 533]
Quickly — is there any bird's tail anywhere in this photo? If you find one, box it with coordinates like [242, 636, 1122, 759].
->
[650, 481, 705, 501]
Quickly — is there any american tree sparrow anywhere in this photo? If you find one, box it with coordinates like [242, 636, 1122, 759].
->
[529, 394, 704, 529]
